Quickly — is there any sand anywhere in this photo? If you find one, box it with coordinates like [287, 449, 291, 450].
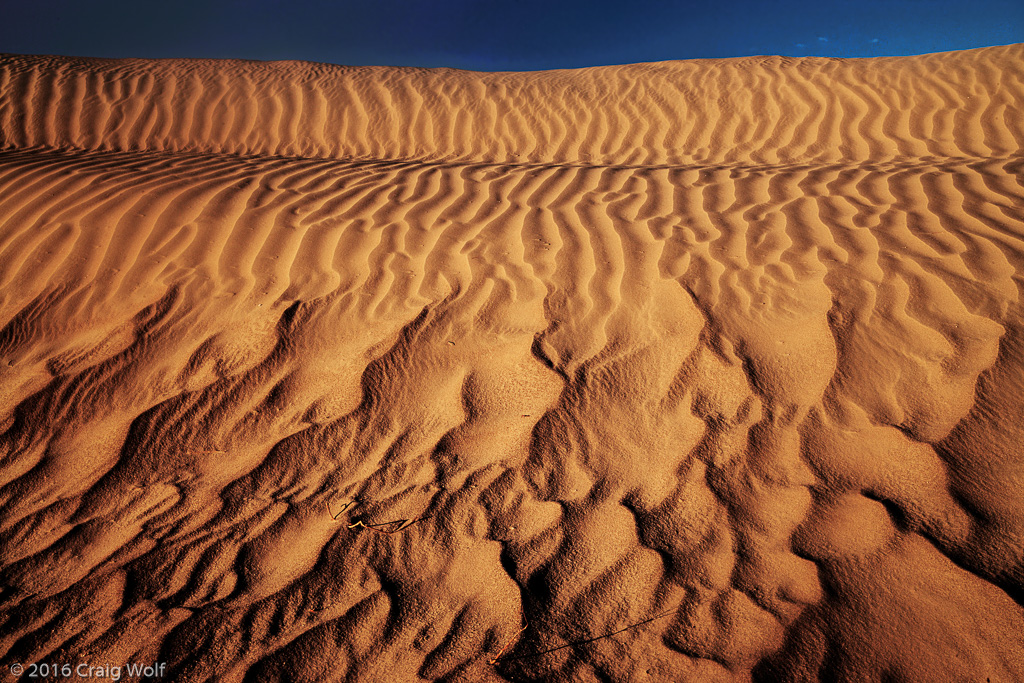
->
[0, 45, 1022, 682]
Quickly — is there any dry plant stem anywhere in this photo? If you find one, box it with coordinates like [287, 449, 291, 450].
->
[326, 500, 356, 520]
[347, 517, 428, 534]
[489, 625, 529, 665]
[498, 609, 680, 664]
[326, 498, 426, 533]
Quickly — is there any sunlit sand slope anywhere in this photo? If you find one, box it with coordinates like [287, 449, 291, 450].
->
[0, 46, 1023, 682]
[2, 46, 1022, 166]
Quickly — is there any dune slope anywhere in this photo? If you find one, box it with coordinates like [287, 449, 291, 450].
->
[1, 46, 1023, 682]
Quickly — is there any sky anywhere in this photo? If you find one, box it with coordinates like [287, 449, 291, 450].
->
[0, 0, 1022, 71]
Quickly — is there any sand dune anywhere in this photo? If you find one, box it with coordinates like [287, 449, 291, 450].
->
[2, 46, 1023, 166]
[0, 46, 1023, 682]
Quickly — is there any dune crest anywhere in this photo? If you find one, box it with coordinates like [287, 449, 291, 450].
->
[1, 47, 1023, 682]
[2, 45, 1023, 166]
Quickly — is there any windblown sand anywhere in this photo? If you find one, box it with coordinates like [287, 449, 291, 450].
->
[1, 46, 1023, 682]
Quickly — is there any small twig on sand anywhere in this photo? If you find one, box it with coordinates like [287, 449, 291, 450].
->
[327, 500, 357, 520]
[494, 608, 679, 664]
[488, 624, 529, 665]
[347, 516, 428, 534]
[328, 498, 427, 534]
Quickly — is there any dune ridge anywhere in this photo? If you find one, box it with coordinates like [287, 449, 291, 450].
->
[0, 47, 1023, 682]
[2, 45, 1023, 166]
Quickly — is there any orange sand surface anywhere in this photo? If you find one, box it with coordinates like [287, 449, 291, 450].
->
[1, 46, 1023, 681]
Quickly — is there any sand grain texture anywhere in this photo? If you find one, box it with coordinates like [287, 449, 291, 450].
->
[1, 46, 1023, 682]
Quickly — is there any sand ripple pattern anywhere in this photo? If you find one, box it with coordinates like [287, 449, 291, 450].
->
[2, 46, 1024, 166]
[1, 48, 1023, 682]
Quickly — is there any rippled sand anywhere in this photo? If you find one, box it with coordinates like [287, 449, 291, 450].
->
[1, 46, 1023, 682]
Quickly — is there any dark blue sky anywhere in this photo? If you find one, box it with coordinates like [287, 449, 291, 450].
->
[1, 0, 1021, 71]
